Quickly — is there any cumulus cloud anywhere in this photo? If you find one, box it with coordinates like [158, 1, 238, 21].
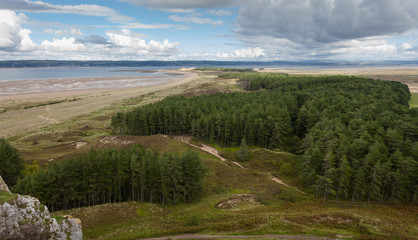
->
[217, 47, 266, 59]
[106, 29, 179, 57]
[44, 28, 83, 37]
[236, 0, 418, 45]
[0, 9, 179, 60]
[0, 10, 35, 51]
[169, 14, 222, 26]
[0, 0, 133, 23]
[119, 0, 240, 9]
[41, 37, 85, 52]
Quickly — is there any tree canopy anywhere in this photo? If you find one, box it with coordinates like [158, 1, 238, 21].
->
[14, 145, 205, 211]
[112, 72, 417, 203]
[0, 139, 24, 186]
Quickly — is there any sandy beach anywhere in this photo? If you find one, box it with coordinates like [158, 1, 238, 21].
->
[0, 69, 197, 138]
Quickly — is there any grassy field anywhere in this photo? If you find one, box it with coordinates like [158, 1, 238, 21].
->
[3, 68, 418, 239]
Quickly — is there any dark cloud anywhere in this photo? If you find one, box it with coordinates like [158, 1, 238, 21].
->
[236, 0, 418, 44]
[76, 35, 110, 45]
[119, 0, 240, 9]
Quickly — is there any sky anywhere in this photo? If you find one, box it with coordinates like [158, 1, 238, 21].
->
[0, 0, 418, 61]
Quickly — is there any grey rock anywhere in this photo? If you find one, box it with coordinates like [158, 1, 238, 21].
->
[0, 177, 82, 239]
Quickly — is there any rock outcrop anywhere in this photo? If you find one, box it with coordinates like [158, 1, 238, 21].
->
[0, 177, 82, 240]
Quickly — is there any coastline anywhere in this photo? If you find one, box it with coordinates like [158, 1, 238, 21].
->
[0, 69, 194, 101]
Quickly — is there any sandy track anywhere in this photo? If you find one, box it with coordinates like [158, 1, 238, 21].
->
[38, 106, 59, 124]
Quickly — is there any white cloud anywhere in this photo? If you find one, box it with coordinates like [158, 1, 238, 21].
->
[217, 47, 266, 59]
[106, 29, 179, 57]
[402, 42, 412, 50]
[169, 14, 222, 26]
[208, 9, 231, 16]
[18, 28, 36, 51]
[0, 10, 180, 60]
[0, 10, 36, 51]
[41, 37, 85, 52]
[44, 28, 84, 37]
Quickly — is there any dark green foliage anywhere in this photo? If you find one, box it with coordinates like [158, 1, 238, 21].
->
[237, 138, 250, 162]
[13, 145, 205, 211]
[112, 72, 417, 203]
[0, 139, 24, 186]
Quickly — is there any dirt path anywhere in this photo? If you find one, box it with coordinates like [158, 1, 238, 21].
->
[38, 106, 60, 124]
[139, 234, 334, 240]
[169, 135, 305, 194]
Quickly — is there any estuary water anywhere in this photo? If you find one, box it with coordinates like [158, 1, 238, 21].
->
[0, 67, 180, 81]
[0, 67, 182, 95]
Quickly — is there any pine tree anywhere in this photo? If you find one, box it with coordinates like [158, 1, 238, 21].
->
[368, 160, 383, 202]
[336, 156, 352, 200]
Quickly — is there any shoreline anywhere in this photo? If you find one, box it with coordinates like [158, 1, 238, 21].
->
[0, 69, 194, 101]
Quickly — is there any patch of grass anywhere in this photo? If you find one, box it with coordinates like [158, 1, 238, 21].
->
[51, 215, 66, 223]
[276, 187, 310, 203]
[410, 93, 418, 108]
[0, 190, 17, 204]
[22, 97, 80, 110]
